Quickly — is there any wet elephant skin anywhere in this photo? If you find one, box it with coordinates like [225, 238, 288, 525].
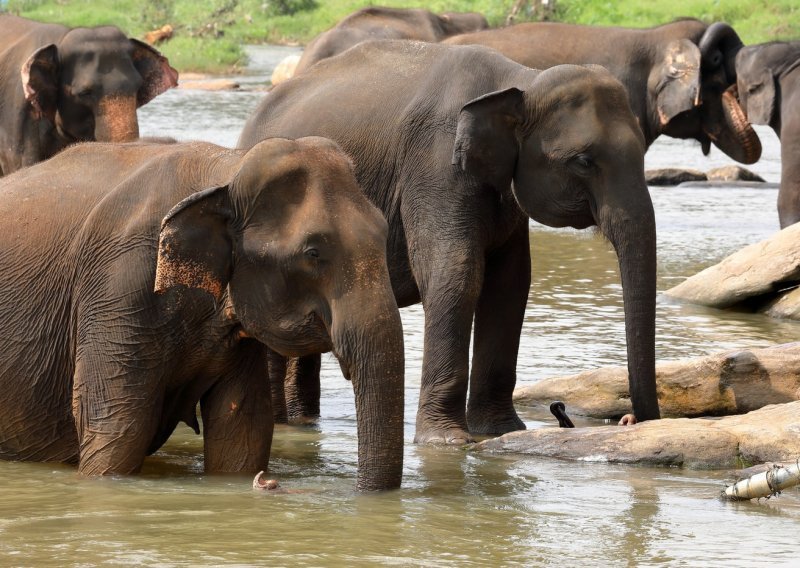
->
[240, 41, 660, 444]
[0, 138, 404, 492]
[0, 15, 178, 176]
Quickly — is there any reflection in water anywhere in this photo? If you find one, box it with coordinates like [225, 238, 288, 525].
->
[2, 46, 799, 566]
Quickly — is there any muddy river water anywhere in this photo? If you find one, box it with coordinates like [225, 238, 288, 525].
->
[1, 46, 799, 566]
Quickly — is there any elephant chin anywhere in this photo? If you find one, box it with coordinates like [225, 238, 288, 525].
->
[707, 87, 762, 164]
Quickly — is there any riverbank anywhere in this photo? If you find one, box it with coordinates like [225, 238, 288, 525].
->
[6, 0, 799, 74]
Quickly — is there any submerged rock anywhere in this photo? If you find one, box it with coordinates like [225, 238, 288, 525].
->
[645, 165, 765, 187]
[476, 401, 800, 468]
[706, 165, 766, 183]
[664, 222, 800, 310]
[646, 168, 706, 186]
[514, 343, 800, 419]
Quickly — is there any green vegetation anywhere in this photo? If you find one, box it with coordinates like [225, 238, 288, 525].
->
[5, 0, 798, 73]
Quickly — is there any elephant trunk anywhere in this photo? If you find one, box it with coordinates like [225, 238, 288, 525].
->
[699, 22, 743, 83]
[719, 86, 763, 164]
[330, 288, 405, 491]
[95, 95, 140, 142]
[595, 175, 660, 422]
[701, 84, 762, 165]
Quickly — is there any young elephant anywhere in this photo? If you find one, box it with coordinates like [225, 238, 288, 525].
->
[0, 138, 404, 491]
[736, 41, 800, 227]
[0, 15, 178, 176]
[240, 41, 659, 444]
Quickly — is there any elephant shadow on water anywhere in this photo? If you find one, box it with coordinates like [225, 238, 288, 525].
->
[0, 137, 405, 491]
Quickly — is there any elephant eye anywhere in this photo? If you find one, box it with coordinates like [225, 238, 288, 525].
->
[75, 87, 93, 98]
[304, 247, 320, 259]
[570, 154, 595, 176]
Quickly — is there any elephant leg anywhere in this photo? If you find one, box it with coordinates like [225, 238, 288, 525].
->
[266, 347, 288, 424]
[778, 114, 800, 228]
[284, 354, 321, 423]
[467, 225, 529, 435]
[201, 341, 273, 473]
[413, 244, 484, 445]
[72, 349, 163, 475]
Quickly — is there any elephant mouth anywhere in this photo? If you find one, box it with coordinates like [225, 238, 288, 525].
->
[263, 312, 332, 358]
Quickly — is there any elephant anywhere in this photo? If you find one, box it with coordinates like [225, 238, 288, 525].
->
[0, 137, 405, 492]
[239, 41, 659, 444]
[0, 15, 178, 176]
[445, 19, 762, 165]
[292, 7, 489, 76]
[736, 41, 800, 227]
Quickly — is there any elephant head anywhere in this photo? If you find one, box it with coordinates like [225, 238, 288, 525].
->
[735, 42, 800, 132]
[21, 26, 177, 143]
[453, 65, 659, 421]
[651, 22, 761, 164]
[154, 137, 405, 491]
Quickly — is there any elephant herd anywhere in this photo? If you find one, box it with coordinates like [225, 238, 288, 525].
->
[0, 8, 797, 492]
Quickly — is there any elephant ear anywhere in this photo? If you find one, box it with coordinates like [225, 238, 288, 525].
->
[653, 39, 702, 126]
[130, 38, 179, 107]
[21, 44, 59, 122]
[452, 87, 524, 186]
[155, 186, 235, 302]
[739, 68, 775, 126]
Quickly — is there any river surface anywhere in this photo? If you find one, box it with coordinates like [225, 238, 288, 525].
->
[2, 46, 799, 566]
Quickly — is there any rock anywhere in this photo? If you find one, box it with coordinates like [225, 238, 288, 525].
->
[676, 181, 778, 189]
[271, 54, 301, 86]
[664, 222, 800, 309]
[178, 79, 240, 91]
[514, 343, 800, 418]
[645, 168, 707, 186]
[475, 401, 800, 468]
[706, 165, 765, 183]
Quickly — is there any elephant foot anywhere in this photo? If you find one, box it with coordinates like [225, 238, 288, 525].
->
[466, 408, 526, 436]
[413, 425, 474, 445]
[287, 414, 319, 426]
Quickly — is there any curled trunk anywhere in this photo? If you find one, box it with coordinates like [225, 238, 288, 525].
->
[706, 86, 763, 164]
[699, 22, 743, 83]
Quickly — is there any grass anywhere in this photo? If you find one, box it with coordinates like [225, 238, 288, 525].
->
[5, 0, 798, 73]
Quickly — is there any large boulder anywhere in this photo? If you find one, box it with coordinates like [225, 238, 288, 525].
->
[514, 343, 800, 418]
[475, 401, 800, 468]
[664, 222, 800, 310]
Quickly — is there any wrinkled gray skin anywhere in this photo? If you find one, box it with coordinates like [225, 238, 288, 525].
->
[0, 15, 178, 176]
[240, 41, 659, 444]
[294, 6, 489, 75]
[445, 19, 762, 165]
[0, 138, 404, 491]
[736, 42, 800, 227]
